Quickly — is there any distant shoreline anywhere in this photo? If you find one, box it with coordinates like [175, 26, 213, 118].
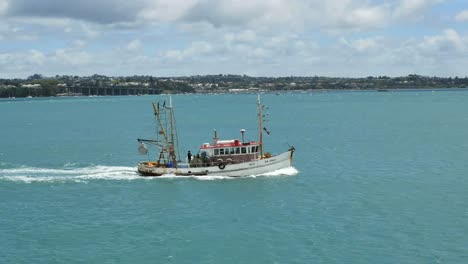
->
[2, 87, 468, 101]
[1, 74, 467, 98]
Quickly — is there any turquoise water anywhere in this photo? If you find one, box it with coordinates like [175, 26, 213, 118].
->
[1, 91, 467, 263]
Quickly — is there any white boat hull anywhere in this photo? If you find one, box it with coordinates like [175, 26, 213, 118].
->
[138, 149, 294, 177]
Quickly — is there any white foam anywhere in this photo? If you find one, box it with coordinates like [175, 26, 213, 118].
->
[256, 166, 299, 176]
[0, 165, 142, 183]
[0, 166, 299, 183]
[154, 167, 299, 181]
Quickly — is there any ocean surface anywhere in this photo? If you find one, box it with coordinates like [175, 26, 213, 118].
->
[0, 91, 467, 263]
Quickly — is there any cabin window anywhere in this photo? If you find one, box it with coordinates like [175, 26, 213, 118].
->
[214, 149, 219, 156]
[255, 146, 259, 152]
[225, 148, 229, 155]
[236, 148, 240, 154]
[230, 148, 235, 154]
[219, 149, 224, 155]
[241, 147, 246, 154]
[251, 146, 256, 153]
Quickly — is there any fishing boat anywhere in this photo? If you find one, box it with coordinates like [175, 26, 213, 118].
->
[136, 95, 295, 177]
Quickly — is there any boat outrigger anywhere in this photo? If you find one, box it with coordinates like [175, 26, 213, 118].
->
[137, 95, 295, 177]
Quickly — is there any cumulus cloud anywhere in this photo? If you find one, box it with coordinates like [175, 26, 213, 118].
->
[0, 50, 48, 76]
[139, 0, 197, 22]
[182, 0, 288, 28]
[455, 10, 468, 22]
[53, 48, 91, 66]
[393, 0, 442, 20]
[6, 0, 148, 24]
[179, 0, 392, 32]
[163, 41, 213, 62]
[419, 28, 467, 53]
[29, 49, 46, 65]
[0, 0, 444, 33]
[127, 39, 142, 51]
[5, 17, 99, 38]
[224, 30, 256, 44]
[340, 36, 384, 52]
[293, 1, 390, 32]
[1, 28, 467, 78]
[342, 6, 388, 29]
[0, 0, 464, 78]
[0, 22, 35, 40]
[0, 0, 9, 15]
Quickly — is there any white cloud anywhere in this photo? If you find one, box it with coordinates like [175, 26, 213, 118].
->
[53, 49, 91, 66]
[182, 0, 289, 27]
[2, 27, 468, 79]
[79, 23, 100, 38]
[419, 28, 466, 53]
[344, 6, 388, 29]
[0, 0, 444, 34]
[443, 29, 466, 51]
[455, 10, 468, 22]
[0, 0, 9, 15]
[293, 1, 392, 33]
[340, 36, 383, 52]
[0, 0, 466, 78]
[0, 50, 48, 75]
[9, 17, 74, 32]
[29, 49, 46, 65]
[393, 0, 442, 19]
[127, 39, 142, 51]
[2, 17, 102, 41]
[0, 22, 36, 40]
[224, 30, 256, 43]
[251, 47, 268, 58]
[163, 41, 213, 62]
[7, 0, 148, 24]
[72, 40, 87, 49]
[139, 0, 197, 22]
[178, 1, 392, 33]
[265, 36, 290, 49]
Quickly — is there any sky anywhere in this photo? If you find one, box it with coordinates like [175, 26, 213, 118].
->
[0, 0, 467, 78]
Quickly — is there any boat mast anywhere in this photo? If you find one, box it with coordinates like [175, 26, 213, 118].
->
[168, 96, 177, 166]
[152, 101, 169, 147]
[257, 94, 263, 158]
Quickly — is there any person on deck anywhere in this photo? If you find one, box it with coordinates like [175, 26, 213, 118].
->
[190, 154, 201, 167]
[187, 150, 192, 162]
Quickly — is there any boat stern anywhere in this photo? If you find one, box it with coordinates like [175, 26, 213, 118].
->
[137, 162, 164, 176]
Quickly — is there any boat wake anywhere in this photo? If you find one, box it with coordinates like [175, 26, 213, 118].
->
[157, 167, 299, 180]
[0, 166, 298, 183]
[0, 166, 140, 183]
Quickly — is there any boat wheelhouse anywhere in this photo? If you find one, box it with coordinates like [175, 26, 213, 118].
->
[190, 129, 264, 167]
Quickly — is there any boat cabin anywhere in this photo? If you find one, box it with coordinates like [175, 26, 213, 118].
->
[193, 129, 261, 166]
[200, 139, 260, 161]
